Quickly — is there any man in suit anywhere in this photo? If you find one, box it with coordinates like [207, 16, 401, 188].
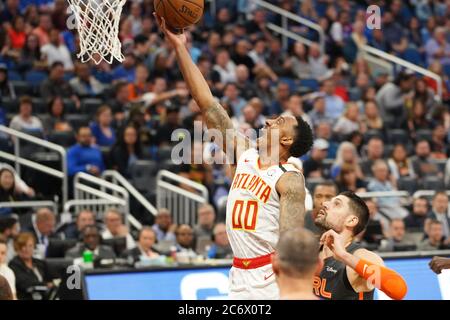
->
[28, 208, 61, 257]
[427, 191, 450, 241]
[121, 227, 159, 264]
[61, 210, 96, 240]
[65, 225, 116, 261]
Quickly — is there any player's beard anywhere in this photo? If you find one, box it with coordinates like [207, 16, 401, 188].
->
[314, 208, 333, 231]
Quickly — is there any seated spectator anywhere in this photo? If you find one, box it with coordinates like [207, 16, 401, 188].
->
[333, 102, 361, 137]
[193, 204, 216, 242]
[304, 181, 338, 235]
[90, 106, 116, 147]
[307, 95, 333, 127]
[315, 122, 338, 159]
[61, 210, 96, 240]
[101, 208, 136, 250]
[331, 142, 363, 179]
[108, 81, 130, 125]
[430, 124, 448, 159]
[285, 42, 312, 79]
[67, 126, 105, 178]
[238, 103, 265, 130]
[427, 191, 450, 240]
[360, 137, 384, 177]
[221, 82, 247, 116]
[379, 219, 416, 252]
[0, 238, 16, 299]
[424, 27, 450, 67]
[335, 163, 367, 193]
[9, 233, 52, 300]
[17, 34, 47, 72]
[69, 62, 104, 97]
[0, 168, 22, 217]
[0, 216, 19, 262]
[7, 16, 26, 51]
[174, 224, 196, 256]
[28, 208, 60, 257]
[40, 29, 74, 71]
[320, 79, 345, 121]
[281, 94, 312, 128]
[367, 160, 408, 218]
[65, 225, 116, 260]
[359, 199, 386, 246]
[127, 64, 151, 101]
[0, 63, 16, 99]
[410, 139, 441, 180]
[211, 48, 236, 90]
[111, 52, 137, 83]
[109, 125, 142, 178]
[269, 82, 291, 115]
[40, 62, 80, 107]
[234, 64, 258, 100]
[32, 13, 52, 47]
[155, 105, 183, 147]
[9, 96, 44, 134]
[387, 144, 416, 181]
[302, 139, 329, 179]
[43, 96, 72, 132]
[408, 99, 430, 136]
[152, 209, 176, 244]
[207, 223, 232, 259]
[403, 196, 429, 233]
[418, 220, 450, 251]
[360, 100, 383, 132]
[0, 274, 13, 300]
[308, 43, 329, 80]
[121, 227, 159, 264]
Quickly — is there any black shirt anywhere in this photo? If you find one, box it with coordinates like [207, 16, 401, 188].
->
[315, 242, 374, 300]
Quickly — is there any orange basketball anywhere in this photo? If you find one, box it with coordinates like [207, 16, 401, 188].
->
[154, 0, 204, 30]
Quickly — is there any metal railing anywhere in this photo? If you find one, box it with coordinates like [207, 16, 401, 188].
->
[0, 125, 68, 204]
[102, 170, 158, 219]
[414, 190, 450, 199]
[156, 170, 209, 226]
[73, 172, 143, 229]
[356, 191, 411, 199]
[0, 200, 57, 215]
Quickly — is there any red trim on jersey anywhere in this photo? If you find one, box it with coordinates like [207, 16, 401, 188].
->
[233, 252, 274, 269]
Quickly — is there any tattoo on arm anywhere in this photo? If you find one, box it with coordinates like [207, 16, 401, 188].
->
[278, 172, 306, 234]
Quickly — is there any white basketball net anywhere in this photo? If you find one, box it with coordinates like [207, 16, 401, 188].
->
[67, 0, 126, 64]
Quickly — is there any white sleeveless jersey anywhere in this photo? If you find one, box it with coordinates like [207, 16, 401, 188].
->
[226, 148, 302, 259]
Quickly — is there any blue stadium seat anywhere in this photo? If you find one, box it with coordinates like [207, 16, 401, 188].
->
[25, 71, 48, 86]
[8, 70, 22, 81]
[402, 48, 423, 66]
[279, 77, 298, 93]
[299, 78, 319, 91]
[443, 64, 450, 77]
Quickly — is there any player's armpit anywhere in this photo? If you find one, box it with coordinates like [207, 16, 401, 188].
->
[276, 171, 306, 234]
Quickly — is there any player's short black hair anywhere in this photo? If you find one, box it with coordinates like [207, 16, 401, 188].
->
[340, 191, 370, 235]
[289, 116, 313, 158]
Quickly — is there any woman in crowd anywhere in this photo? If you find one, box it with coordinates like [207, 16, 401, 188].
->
[90, 105, 116, 147]
[44, 96, 72, 132]
[109, 125, 142, 178]
[331, 141, 364, 179]
[387, 144, 416, 181]
[336, 163, 367, 193]
[8, 233, 52, 300]
[0, 168, 18, 217]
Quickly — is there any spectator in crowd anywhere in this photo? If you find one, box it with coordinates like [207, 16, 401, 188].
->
[207, 223, 232, 259]
[17, 34, 46, 72]
[0, 168, 22, 217]
[65, 225, 116, 260]
[428, 191, 450, 240]
[193, 204, 216, 242]
[0, 238, 16, 299]
[269, 82, 291, 115]
[281, 94, 312, 128]
[90, 106, 116, 147]
[231, 40, 255, 77]
[272, 228, 320, 300]
[0, 216, 19, 262]
[28, 208, 59, 257]
[174, 224, 196, 255]
[40, 62, 80, 107]
[331, 142, 363, 179]
[152, 209, 176, 243]
[62, 209, 96, 240]
[221, 82, 247, 116]
[375, 72, 414, 126]
[155, 105, 183, 147]
[9, 96, 43, 134]
[359, 199, 387, 246]
[0, 274, 13, 300]
[333, 102, 361, 137]
[361, 137, 384, 177]
[32, 13, 52, 46]
[0, 164, 35, 202]
[404, 197, 430, 233]
[102, 208, 136, 250]
[111, 52, 137, 82]
[212, 48, 236, 89]
[43, 96, 72, 133]
[121, 227, 159, 264]
[108, 81, 130, 124]
[430, 124, 448, 159]
[307, 95, 333, 127]
[67, 126, 105, 178]
[304, 181, 338, 235]
[126, 63, 151, 101]
[238, 103, 265, 130]
[410, 139, 441, 179]
[0, 63, 16, 99]
[285, 42, 312, 79]
[9, 232, 52, 300]
[335, 163, 367, 193]
[408, 99, 430, 135]
[302, 139, 329, 179]
[40, 28, 74, 71]
[418, 220, 450, 251]
[69, 62, 104, 97]
[387, 144, 416, 181]
[379, 219, 416, 252]
[308, 43, 329, 79]
[424, 27, 450, 67]
[320, 79, 345, 121]
[367, 160, 408, 218]
[314, 122, 338, 159]
[6, 15, 26, 51]
[360, 100, 383, 132]
[109, 125, 142, 178]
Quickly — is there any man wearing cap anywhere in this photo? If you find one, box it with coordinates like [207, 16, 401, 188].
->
[302, 139, 330, 178]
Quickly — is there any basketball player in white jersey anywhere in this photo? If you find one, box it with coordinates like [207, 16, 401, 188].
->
[155, 14, 314, 299]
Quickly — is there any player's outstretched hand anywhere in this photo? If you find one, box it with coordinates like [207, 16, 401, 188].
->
[320, 230, 348, 262]
[153, 13, 187, 48]
[429, 256, 450, 274]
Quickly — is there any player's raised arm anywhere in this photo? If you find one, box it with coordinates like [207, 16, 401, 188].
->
[276, 171, 306, 234]
[154, 14, 249, 159]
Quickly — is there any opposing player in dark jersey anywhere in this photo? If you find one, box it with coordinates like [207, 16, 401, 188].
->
[314, 191, 407, 300]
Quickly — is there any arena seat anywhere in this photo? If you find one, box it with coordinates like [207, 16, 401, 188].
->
[8, 70, 22, 81]
[81, 98, 103, 115]
[397, 176, 418, 195]
[24, 70, 48, 86]
[388, 129, 409, 145]
[11, 81, 30, 96]
[421, 176, 445, 190]
[415, 129, 432, 142]
[66, 114, 90, 130]
[48, 131, 77, 148]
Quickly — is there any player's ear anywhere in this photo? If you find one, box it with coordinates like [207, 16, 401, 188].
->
[346, 215, 359, 229]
